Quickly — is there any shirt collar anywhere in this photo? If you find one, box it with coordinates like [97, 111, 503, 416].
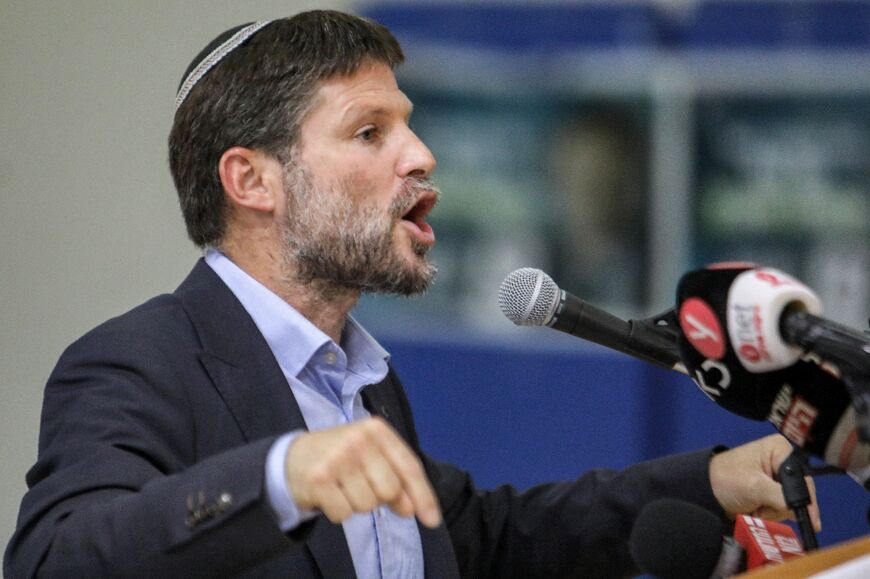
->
[203, 248, 389, 379]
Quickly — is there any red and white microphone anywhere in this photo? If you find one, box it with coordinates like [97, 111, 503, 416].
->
[676, 264, 870, 487]
[733, 514, 805, 570]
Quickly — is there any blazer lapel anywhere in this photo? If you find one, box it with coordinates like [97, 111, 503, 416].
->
[303, 518, 356, 578]
[174, 259, 356, 576]
[362, 377, 408, 437]
[196, 352, 306, 441]
[418, 523, 461, 579]
[175, 260, 307, 440]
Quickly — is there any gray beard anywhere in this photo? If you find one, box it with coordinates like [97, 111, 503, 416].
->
[280, 162, 438, 296]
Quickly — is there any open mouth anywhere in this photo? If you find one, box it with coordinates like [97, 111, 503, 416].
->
[399, 191, 438, 246]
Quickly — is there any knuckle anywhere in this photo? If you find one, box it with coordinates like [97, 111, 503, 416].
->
[361, 416, 386, 437]
[344, 429, 369, 453]
[367, 416, 391, 436]
[375, 483, 401, 504]
[381, 476, 402, 498]
[307, 465, 332, 487]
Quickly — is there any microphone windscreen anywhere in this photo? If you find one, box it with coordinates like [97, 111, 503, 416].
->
[676, 266, 857, 462]
[498, 268, 560, 326]
[629, 498, 726, 579]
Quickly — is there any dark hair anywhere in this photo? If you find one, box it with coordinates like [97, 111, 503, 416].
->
[168, 10, 404, 247]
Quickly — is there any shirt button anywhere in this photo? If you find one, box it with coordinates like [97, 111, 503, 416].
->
[217, 493, 233, 511]
[324, 351, 338, 364]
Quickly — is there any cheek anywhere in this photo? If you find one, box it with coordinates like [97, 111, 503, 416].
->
[336, 166, 395, 207]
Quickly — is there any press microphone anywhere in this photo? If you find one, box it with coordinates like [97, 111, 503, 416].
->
[630, 499, 804, 578]
[733, 514, 805, 570]
[676, 265, 870, 484]
[630, 499, 741, 579]
[499, 266, 870, 480]
[498, 268, 686, 374]
[679, 264, 869, 375]
[779, 307, 870, 382]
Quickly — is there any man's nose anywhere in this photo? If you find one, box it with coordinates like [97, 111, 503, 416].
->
[396, 128, 436, 179]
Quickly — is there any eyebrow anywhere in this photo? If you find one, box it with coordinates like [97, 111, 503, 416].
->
[341, 101, 414, 126]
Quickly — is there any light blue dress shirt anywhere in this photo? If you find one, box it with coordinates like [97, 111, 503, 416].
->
[205, 249, 423, 579]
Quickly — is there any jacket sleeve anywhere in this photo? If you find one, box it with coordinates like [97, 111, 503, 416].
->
[3, 324, 303, 579]
[385, 367, 726, 579]
[425, 447, 723, 579]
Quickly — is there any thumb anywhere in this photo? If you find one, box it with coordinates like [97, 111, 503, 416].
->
[755, 478, 789, 519]
[756, 477, 821, 531]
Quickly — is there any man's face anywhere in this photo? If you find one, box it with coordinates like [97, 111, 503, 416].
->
[280, 61, 440, 295]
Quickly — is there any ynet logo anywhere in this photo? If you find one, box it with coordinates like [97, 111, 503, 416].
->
[678, 298, 725, 360]
[755, 270, 794, 288]
[731, 303, 771, 364]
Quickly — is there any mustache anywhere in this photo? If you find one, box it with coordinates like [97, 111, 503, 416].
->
[390, 177, 441, 218]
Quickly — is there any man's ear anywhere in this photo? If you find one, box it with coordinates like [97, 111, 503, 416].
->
[218, 147, 283, 213]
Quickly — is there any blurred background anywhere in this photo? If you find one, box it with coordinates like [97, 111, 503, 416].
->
[2, 0, 868, 561]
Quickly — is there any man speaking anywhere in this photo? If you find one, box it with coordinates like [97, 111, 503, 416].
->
[5, 10, 819, 578]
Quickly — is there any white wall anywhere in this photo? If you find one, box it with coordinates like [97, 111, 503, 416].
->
[0, 0, 356, 556]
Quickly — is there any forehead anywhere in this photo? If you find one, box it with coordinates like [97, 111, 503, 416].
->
[305, 61, 412, 125]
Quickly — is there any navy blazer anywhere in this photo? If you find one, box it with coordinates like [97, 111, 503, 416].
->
[5, 260, 724, 578]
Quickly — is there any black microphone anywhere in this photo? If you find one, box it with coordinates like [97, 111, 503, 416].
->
[630, 498, 744, 579]
[780, 305, 870, 378]
[631, 499, 807, 578]
[676, 265, 870, 487]
[498, 268, 687, 374]
[781, 306, 870, 443]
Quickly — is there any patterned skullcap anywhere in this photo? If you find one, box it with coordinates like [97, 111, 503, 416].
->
[175, 20, 274, 111]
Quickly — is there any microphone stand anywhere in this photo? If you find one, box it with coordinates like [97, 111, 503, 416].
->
[778, 447, 818, 551]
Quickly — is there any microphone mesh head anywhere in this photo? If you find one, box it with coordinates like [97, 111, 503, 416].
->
[498, 268, 560, 327]
[629, 498, 726, 579]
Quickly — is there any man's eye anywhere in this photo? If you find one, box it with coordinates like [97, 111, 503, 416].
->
[356, 127, 379, 142]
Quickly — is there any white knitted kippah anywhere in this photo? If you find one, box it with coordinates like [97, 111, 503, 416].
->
[175, 20, 274, 111]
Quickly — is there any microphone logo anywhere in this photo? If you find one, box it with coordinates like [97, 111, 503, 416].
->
[767, 384, 819, 447]
[679, 298, 726, 360]
[782, 396, 819, 447]
[726, 268, 821, 372]
[754, 270, 795, 289]
[734, 515, 805, 568]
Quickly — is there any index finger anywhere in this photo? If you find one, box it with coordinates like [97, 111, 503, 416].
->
[367, 419, 442, 528]
[805, 476, 821, 532]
